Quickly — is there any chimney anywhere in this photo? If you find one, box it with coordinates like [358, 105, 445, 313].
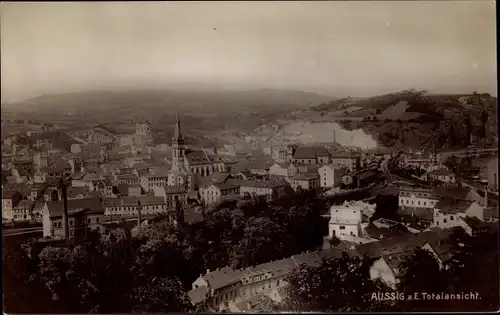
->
[206, 269, 210, 274]
[484, 186, 488, 208]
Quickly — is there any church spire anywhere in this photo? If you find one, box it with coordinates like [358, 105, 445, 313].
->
[173, 112, 183, 142]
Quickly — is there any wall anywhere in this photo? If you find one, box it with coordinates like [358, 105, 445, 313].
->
[269, 164, 288, 177]
[319, 166, 335, 188]
[329, 222, 361, 240]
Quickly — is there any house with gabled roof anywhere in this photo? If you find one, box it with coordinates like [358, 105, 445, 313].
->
[291, 146, 331, 165]
[269, 162, 289, 177]
[431, 198, 484, 229]
[199, 182, 240, 206]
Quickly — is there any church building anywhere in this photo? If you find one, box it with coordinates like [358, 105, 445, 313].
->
[168, 114, 228, 189]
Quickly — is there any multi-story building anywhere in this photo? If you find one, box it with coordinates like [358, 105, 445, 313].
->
[200, 183, 240, 205]
[116, 174, 140, 185]
[11, 200, 44, 222]
[239, 180, 288, 200]
[188, 250, 329, 311]
[289, 173, 320, 191]
[318, 164, 336, 188]
[289, 146, 330, 165]
[398, 186, 438, 209]
[42, 198, 105, 240]
[429, 168, 456, 184]
[2, 189, 15, 221]
[88, 126, 117, 145]
[103, 196, 167, 217]
[431, 199, 484, 229]
[330, 153, 359, 172]
[140, 171, 169, 192]
[328, 201, 364, 241]
[152, 185, 188, 209]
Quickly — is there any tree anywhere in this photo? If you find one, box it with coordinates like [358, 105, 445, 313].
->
[280, 254, 394, 312]
[396, 249, 452, 311]
[11, 191, 23, 208]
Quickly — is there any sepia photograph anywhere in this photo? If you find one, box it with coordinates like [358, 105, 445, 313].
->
[1, 1, 498, 313]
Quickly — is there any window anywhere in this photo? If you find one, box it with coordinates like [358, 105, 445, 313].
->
[424, 202, 426, 206]
[339, 226, 346, 230]
[443, 219, 447, 223]
[53, 221, 57, 227]
[96, 217, 100, 223]
[450, 216, 454, 220]
[70, 220, 74, 226]
[87, 218, 91, 224]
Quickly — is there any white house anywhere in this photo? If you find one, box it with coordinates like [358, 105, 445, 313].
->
[328, 201, 364, 241]
[200, 183, 240, 205]
[289, 173, 320, 191]
[318, 164, 336, 188]
[431, 199, 484, 229]
[399, 186, 438, 209]
[103, 196, 167, 217]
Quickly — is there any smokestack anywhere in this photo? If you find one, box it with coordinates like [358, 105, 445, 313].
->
[137, 200, 142, 228]
[61, 178, 70, 241]
[484, 186, 488, 208]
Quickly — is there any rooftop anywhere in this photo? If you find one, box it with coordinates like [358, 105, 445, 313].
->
[434, 198, 474, 214]
[46, 198, 104, 218]
[293, 146, 330, 159]
[104, 196, 165, 207]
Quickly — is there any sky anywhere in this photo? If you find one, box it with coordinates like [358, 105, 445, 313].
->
[1, 1, 497, 102]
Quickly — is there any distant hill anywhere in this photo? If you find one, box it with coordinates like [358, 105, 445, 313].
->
[1, 88, 334, 135]
[304, 90, 498, 149]
[250, 90, 497, 150]
[2, 88, 332, 114]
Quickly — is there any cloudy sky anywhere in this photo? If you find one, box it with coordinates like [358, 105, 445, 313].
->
[1, 1, 496, 102]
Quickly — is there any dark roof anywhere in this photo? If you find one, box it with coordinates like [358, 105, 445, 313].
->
[117, 174, 139, 181]
[104, 196, 165, 207]
[202, 267, 242, 290]
[247, 160, 273, 170]
[238, 180, 287, 189]
[183, 206, 205, 225]
[46, 198, 104, 218]
[434, 198, 474, 214]
[188, 286, 209, 305]
[293, 146, 330, 159]
[317, 248, 343, 261]
[398, 206, 434, 221]
[212, 182, 240, 190]
[116, 183, 129, 196]
[68, 186, 88, 198]
[433, 186, 474, 200]
[291, 251, 322, 267]
[462, 216, 488, 229]
[291, 173, 320, 181]
[185, 150, 223, 165]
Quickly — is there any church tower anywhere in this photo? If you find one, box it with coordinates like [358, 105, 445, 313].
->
[171, 113, 186, 171]
[168, 113, 193, 188]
